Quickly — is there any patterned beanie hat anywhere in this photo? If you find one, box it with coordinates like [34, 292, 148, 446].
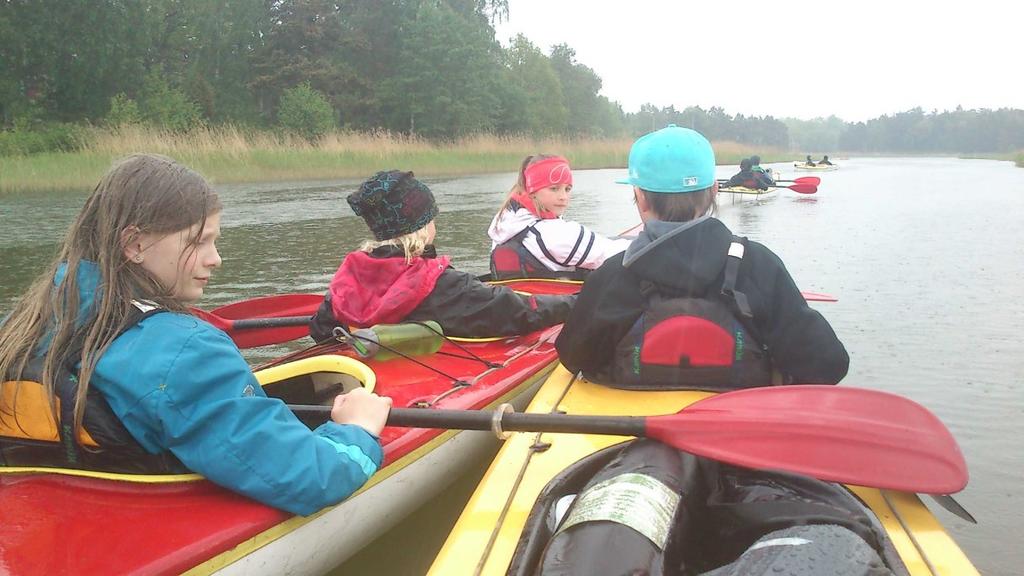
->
[347, 170, 439, 241]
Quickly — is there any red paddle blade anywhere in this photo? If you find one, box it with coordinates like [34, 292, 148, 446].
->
[786, 183, 817, 194]
[644, 385, 968, 494]
[230, 324, 310, 349]
[211, 293, 323, 320]
[195, 294, 324, 348]
[794, 176, 821, 185]
[799, 291, 838, 302]
[189, 306, 230, 330]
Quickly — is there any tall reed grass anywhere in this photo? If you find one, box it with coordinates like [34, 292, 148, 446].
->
[0, 125, 784, 194]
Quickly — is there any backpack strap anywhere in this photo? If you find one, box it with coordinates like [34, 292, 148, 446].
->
[720, 236, 770, 353]
[515, 226, 550, 267]
[638, 279, 660, 299]
[721, 236, 753, 319]
[640, 236, 750, 312]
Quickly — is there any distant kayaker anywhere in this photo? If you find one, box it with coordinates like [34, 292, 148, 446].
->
[556, 125, 849, 388]
[0, 154, 392, 516]
[819, 155, 834, 165]
[309, 170, 574, 341]
[749, 154, 776, 186]
[487, 155, 631, 280]
[804, 154, 817, 167]
[724, 158, 771, 190]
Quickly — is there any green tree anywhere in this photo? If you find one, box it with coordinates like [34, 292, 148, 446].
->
[838, 108, 1024, 153]
[180, 0, 269, 123]
[503, 35, 566, 136]
[323, 1, 415, 130]
[106, 94, 143, 127]
[139, 71, 203, 131]
[278, 82, 336, 139]
[784, 116, 845, 152]
[250, 0, 365, 125]
[0, 1, 148, 122]
[383, 2, 504, 138]
[0, 4, 18, 125]
[593, 96, 626, 137]
[549, 44, 605, 136]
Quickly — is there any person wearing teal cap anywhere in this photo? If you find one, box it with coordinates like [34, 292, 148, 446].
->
[554, 126, 869, 576]
[556, 124, 848, 390]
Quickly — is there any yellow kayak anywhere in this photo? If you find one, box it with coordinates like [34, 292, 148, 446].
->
[719, 185, 777, 195]
[794, 163, 839, 171]
[429, 366, 978, 576]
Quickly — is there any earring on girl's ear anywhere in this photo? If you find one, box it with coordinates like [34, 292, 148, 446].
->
[133, 255, 144, 263]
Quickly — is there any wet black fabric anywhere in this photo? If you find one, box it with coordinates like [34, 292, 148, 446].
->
[310, 246, 575, 341]
[556, 218, 849, 386]
[1, 307, 188, 474]
[608, 286, 774, 391]
[509, 442, 905, 576]
[605, 235, 773, 391]
[694, 462, 898, 572]
[699, 525, 894, 576]
[725, 169, 773, 190]
[536, 440, 698, 576]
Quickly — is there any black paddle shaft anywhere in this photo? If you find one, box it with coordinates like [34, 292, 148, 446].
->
[289, 404, 647, 438]
[232, 315, 310, 329]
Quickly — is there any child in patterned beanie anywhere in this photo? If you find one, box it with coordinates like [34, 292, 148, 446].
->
[310, 170, 576, 341]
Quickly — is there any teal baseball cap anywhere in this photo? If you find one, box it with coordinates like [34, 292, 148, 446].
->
[616, 125, 716, 193]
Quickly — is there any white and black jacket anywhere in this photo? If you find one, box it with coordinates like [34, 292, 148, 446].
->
[487, 206, 631, 273]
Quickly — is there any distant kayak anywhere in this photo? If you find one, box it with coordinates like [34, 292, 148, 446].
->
[719, 185, 776, 195]
[794, 163, 839, 171]
[719, 168, 779, 195]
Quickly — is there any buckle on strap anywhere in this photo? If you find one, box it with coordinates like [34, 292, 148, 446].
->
[727, 241, 745, 259]
[722, 239, 753, 318]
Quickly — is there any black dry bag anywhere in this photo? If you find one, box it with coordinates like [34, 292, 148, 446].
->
[535, 440, 702, 576]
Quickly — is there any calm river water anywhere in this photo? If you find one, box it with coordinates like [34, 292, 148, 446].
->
[1, 157, 1021, 574]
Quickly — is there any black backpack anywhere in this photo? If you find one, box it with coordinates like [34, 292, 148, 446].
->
[608, 236, 773, 391]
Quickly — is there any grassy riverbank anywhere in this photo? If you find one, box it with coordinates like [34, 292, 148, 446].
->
[0, 126, 788, 194]
[1016, 152, 1023, 167]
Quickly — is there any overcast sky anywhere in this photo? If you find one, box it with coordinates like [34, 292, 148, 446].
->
[493, 0, 1022, 122]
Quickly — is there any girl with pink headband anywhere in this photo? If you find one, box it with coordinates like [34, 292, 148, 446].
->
[488, 155, 631, 280]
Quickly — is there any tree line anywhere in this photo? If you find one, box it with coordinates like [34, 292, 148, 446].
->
[1, 0, 1020, 155]
[786, 108, 1024, 154]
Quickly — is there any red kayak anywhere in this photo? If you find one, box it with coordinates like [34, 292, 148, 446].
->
[0, 278, 579, 575]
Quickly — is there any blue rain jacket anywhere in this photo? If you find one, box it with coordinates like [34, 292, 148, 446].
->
[57, 262, 383, 516]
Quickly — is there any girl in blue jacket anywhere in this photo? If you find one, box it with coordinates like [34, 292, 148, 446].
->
[0, 154, 391, 516]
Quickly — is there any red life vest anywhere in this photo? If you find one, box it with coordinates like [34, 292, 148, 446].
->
[490, 226, 590, 281]
[608, 237, 773, 391]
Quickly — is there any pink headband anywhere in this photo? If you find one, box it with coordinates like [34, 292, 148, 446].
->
[524, 156, 573, 195]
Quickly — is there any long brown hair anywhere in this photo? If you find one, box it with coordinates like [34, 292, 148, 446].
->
[0, 154, 221, 439]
